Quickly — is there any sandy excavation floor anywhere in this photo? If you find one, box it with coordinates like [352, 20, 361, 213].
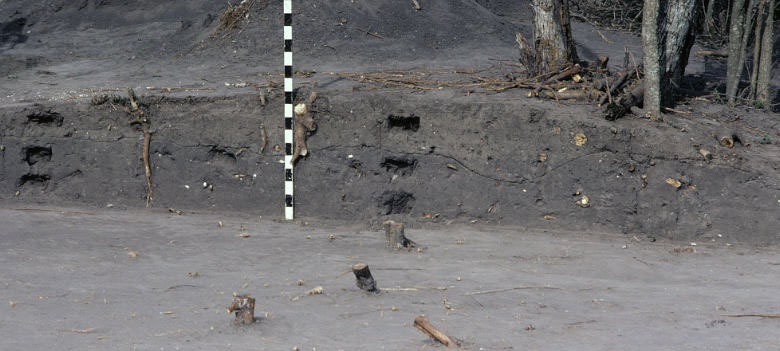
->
[1, 206, 779, 350]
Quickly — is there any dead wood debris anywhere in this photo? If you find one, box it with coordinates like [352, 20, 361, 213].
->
[723, 314, 780, 318]
[291, 91, 318, 165]
[101, 88, 153, 207]
[260, 124, 267, 154]
[413, 315, 459, 347]
[216, 0, 257, 34]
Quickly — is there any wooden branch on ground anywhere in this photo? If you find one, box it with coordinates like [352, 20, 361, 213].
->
[538, 88, 595, 100]
[463, 286, 561, 296]
[352, 263, 379, 292]
[383, 220, 416, 250]
[142, 128, 152, 207]
[126, 88, 153, 207]
[411, 0, 421, 10]
[542, 64, 582, 84]
[723, 314, 780, 318]
[260, 124, 267, 154]
[355, 26, 385, 39]
[598, 71, 631, 106]
[696, 50, 728, 57]
[604, 83, 644, 121]
[413, 315, 457, 347]
[226, 293, 255, 324]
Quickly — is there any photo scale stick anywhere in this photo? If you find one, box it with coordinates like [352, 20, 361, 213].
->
[283, 0, 294, 220]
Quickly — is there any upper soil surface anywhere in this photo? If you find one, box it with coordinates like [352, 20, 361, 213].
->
[0, 2, 778, 238]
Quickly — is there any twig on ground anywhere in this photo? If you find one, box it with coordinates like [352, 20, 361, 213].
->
[723, 314, 780, 318]
[355, 26, 385, 39]
[463, 286, 561, 296]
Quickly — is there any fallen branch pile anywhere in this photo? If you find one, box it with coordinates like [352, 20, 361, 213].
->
[339, 53, 646, 120]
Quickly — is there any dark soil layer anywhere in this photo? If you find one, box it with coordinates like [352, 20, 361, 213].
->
[1, 88, 778, 243]
[0, 0, 778, 243]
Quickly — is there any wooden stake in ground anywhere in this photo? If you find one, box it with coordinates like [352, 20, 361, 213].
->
[352, 263, 379, 292]
[383, 220, 416, 250]
[413, 315, 457, 347]
[226, 293, 255, 324]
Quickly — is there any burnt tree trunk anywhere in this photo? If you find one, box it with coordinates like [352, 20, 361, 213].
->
[531, 0, 578, 73]
[642, 0, 700, 112]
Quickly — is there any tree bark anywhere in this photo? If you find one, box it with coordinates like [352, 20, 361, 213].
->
[755, 0, 774, 105]
[726, 0, 748, 105]
[749, 0, 766, 100]
[643, 0, 700, 111]
[532, 0, 578, 73]
[643, 0, 662, 119]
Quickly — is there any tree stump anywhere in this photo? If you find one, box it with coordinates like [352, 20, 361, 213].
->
[227, 293, 255, 324]
[352, 263, 378, 292]
[383, 220, 415, 250]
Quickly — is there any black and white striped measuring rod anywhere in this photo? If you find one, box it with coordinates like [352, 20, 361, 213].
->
[283, 0, 294, 220]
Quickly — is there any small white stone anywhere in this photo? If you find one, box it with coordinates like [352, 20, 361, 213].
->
[347, 155, 353, 159]
[717, 234, 722, 238]
[252, 174, 257, 178]
[185, 185, 190, 190]
[690, 242, 697, 246]
[202, 182, 208, 188]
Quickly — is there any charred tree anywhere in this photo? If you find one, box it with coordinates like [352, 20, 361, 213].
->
[726, 0, 760, 105]
[641, 0, 700, 112]
[754, 0, 774, 106]
[531, 0, 578, 73]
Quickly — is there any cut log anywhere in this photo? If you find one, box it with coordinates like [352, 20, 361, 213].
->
[413, 315, 457, 347]
[538, 88, 595, 100]
[383, 220, 416, 250]
[732, 132, 750, 147]
[226, 293, 255, 324]
[716, 130, 735, 148]
[352, 263, 379, 292]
